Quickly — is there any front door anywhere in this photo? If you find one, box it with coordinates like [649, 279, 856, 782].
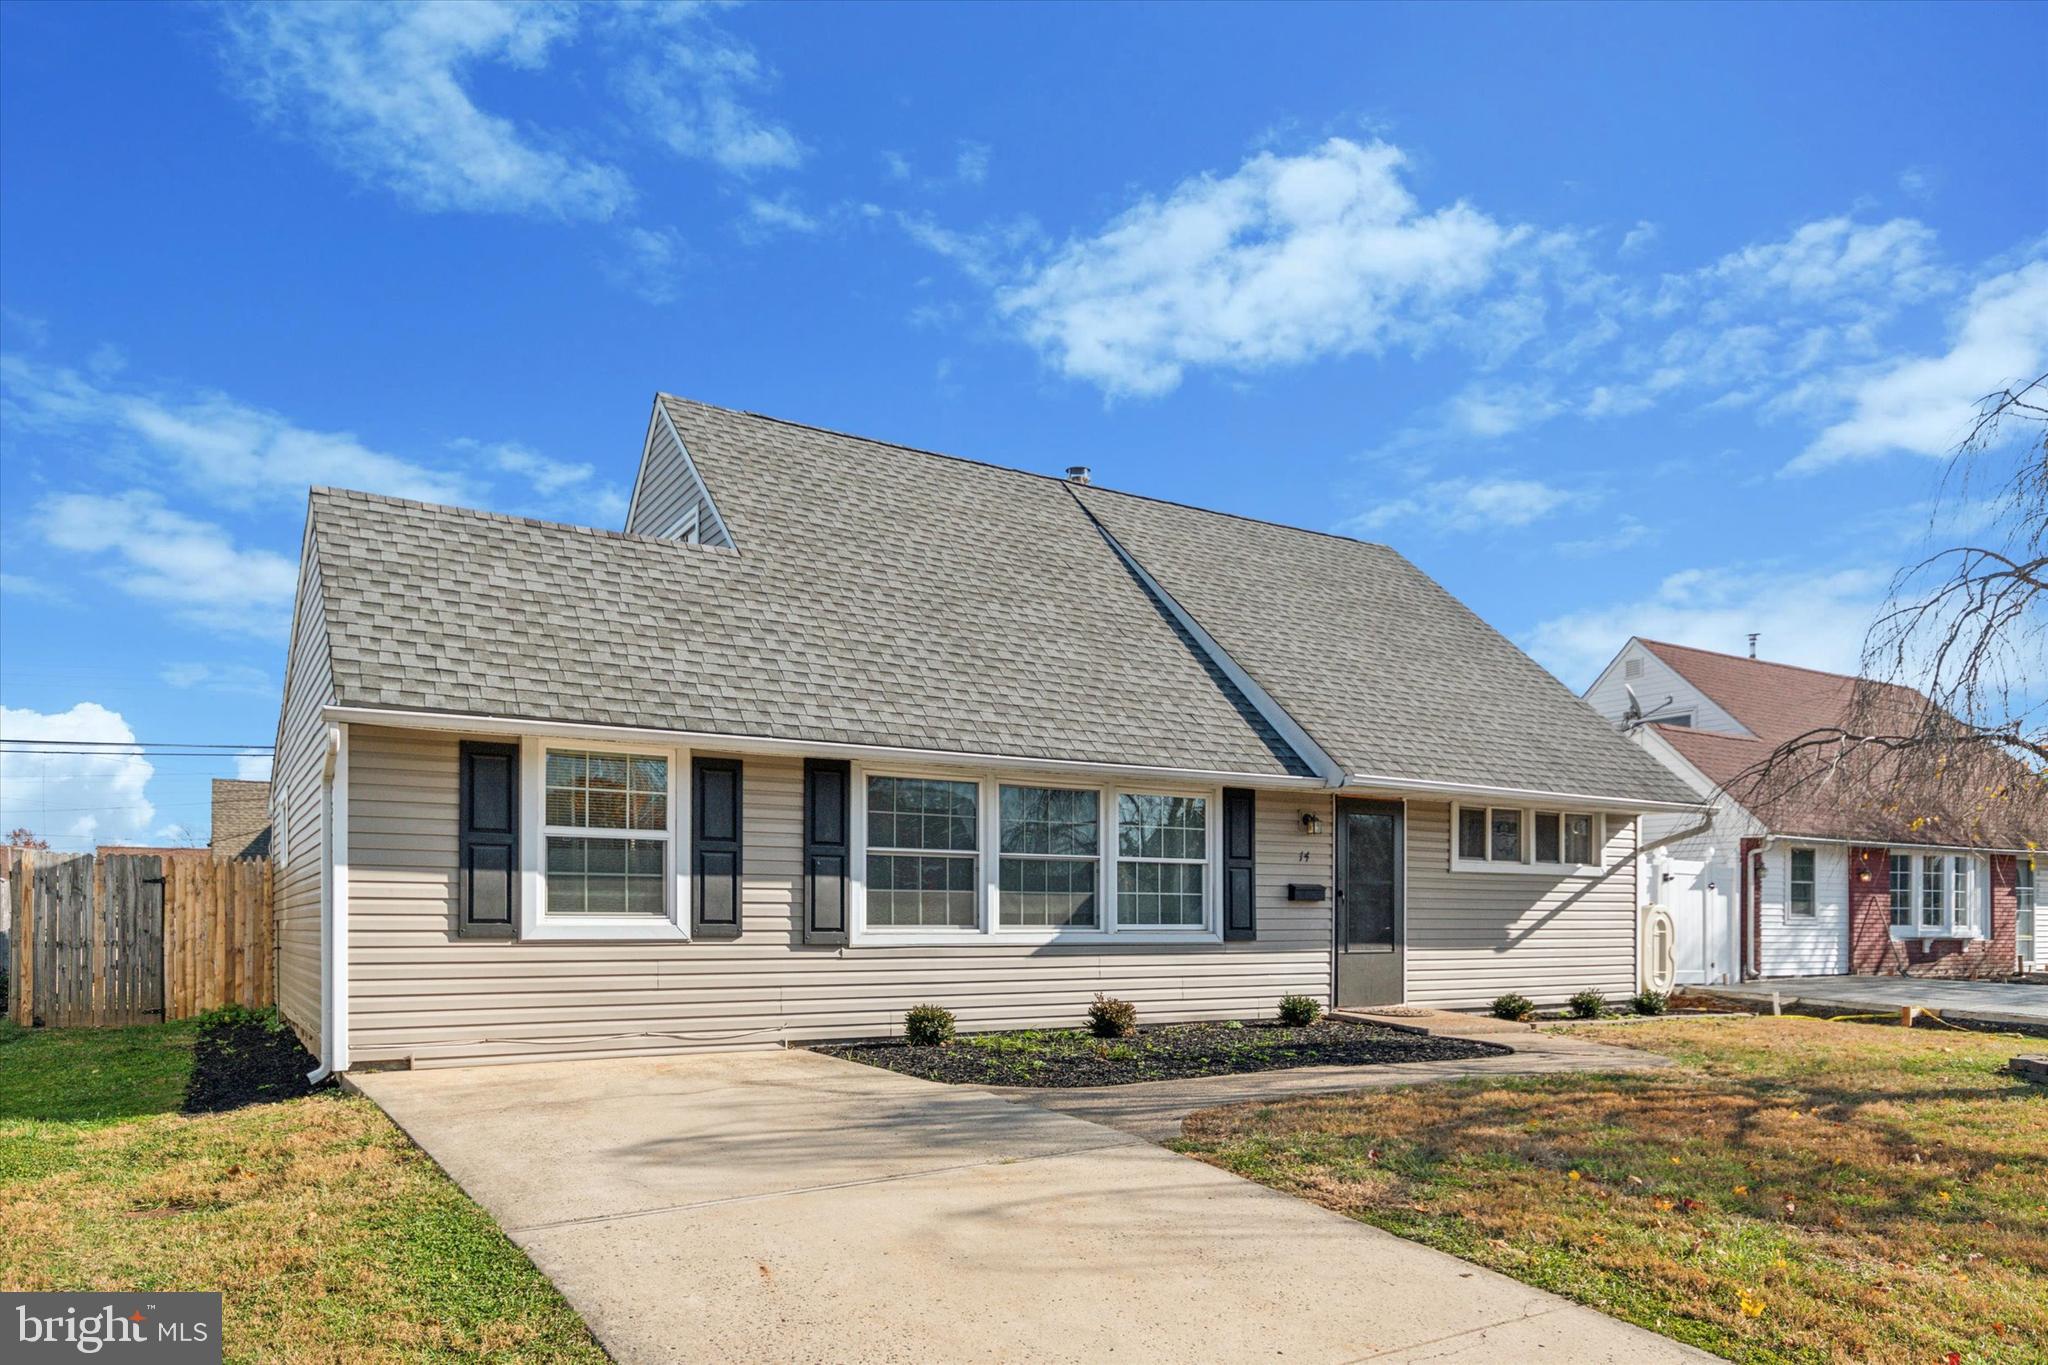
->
[1335, 800, 1403, 1007]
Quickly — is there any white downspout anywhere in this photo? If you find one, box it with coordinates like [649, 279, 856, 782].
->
[307, 725, 350, 1083]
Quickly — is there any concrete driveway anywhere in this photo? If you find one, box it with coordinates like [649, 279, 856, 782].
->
[1709, 975, 2048, 1031]
[354, 1049, 1706, 1364]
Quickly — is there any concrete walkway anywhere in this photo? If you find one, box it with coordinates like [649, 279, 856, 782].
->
[994, 1030, 1670, 1142]
[353, 1048, 1708, 1364]
[1704, 975, 2048, 1032]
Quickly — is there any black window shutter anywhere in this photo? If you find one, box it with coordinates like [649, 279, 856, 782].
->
[458, 741, 519, 939]
[1223, 786, 1256, 941]
[692, 757, 743, 940]
[803, 758, 851, 945]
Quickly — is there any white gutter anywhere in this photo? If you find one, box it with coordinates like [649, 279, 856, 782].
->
[1344, 770, 1707, 815]
[321, 705, 1330, 790]
[307, 724, 350, 1084]
[1756, 832, 2041, 857]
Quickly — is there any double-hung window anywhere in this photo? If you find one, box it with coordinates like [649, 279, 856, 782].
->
[998, 785, 1100, 928]
[541, 748, 671, 919]
[864, 776, 979, 929]
[2018, 861, 2038, 964]
[1950, 856, 1976, 936]
[1920, 855, 1947, 929]
[1888, 854, 1912, 927]
[1116, 793, 1208, 927]
[1787, 848, 1817, 917]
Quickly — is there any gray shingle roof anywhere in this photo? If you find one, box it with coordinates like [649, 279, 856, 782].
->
[309, 402, 1306, 777]
[1071, 484, 1700, 805]
[307, 395, 1695, 804]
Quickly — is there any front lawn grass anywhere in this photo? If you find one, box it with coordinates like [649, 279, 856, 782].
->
[1172, 1016, 2045, 1364]
[0, 1019, 603, 1363]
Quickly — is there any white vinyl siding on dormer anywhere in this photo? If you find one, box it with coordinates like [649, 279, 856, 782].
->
[1583, 639, 1749, 737]
[624, 404, 732, 547]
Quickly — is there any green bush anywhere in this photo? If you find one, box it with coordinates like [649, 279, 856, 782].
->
[1277, 994, 1323, 1027]
[903, 1003, 955, 1046]
[1491, 992, 1535, 1022]
[195, 1003, 284, 1032]
[1630, 989, 1669, 1016]
[1567, 989, 1607, 1019]
[1085, 993, 1138, 1039]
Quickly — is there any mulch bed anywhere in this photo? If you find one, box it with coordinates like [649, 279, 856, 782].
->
[182, 1013, 324, 1115]
[812, 1019, 1512, 1088]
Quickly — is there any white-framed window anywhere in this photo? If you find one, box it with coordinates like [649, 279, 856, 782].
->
[1115, 791, 1209, 927]
[851, 767, 1220, 942]
[521, 737, 688, 940]
[997, 784, 1101, 929]
[1890, 851, 1988, 940]
[1452, 803, 1607, 875]
[864, 775, 980, 930]
[1787, 847, 1817, 917]
[2018, 859, 2037, 964]
[665, 506, 701, 544]
[1647, 711, 1694, 728]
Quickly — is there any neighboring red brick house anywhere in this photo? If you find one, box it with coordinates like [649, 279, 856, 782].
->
[1585, 639, 2042, 982]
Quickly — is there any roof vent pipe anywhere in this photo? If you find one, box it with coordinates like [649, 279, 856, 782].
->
[1065, 466, 1092, 485]
[1747, 632, 1759, 659]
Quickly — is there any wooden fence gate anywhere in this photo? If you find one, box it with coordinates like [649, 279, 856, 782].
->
[7, 849, 272, 1028]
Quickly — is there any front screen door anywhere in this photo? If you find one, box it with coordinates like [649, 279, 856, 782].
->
[1335, 800, 1404, 1007]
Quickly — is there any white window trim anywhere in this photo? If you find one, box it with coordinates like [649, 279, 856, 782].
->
[1887, 850, 1988, 941]
[1450, 803, 1607, 877]
[848, 764, 1223, 946]
[518, 734, 691, 941]
[1786, 847, 1818, 918]
[665, 506, 701, 544]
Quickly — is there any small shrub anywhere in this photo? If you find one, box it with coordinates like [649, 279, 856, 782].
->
[1221, 1019, 1245, 1031]
[1277, 994, 1323, 1027]
[1630, 989, 1669, 1016]
[1085, 993, 1138, 1039]
[1568, 989, 1607, 1020]
[195, 1003, 283, 1033]
[903, 1003, 955, 1046]
[1491, 992, 1535, 1022]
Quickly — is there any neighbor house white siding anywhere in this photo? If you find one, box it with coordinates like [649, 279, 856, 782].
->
[1756, 841, 1849, 976]
[1584, 639, 1748, 736]
[344, 726, 1334, 1068]
[271, 546, 333, 1056]
[623, 405, 731, 545]
[1402, 801, 1642, 1008]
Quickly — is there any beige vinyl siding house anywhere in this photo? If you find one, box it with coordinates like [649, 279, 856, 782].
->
[273, 396, 1702, 1073]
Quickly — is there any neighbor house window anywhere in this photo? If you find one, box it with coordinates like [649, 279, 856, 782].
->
[543, 749, 670, 916]
[1116, 793, 1207, 927]
[1453, 804, 1605, 871]
[1920, 855, 1947, 929]
[1889, 853, 1912, 927]
[2018, 861, 2037, 963]
[1649, 711, 1694, 727]
[998, 784, 1099, 928]
[1787, 848, 1817, 917]
[1950, 856, 1976, 935]
[865, 776, 979, 928]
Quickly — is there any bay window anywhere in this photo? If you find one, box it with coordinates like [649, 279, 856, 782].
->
[1891, 851, 1987, 939]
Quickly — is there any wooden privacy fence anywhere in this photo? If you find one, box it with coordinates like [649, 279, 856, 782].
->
[6, 848, 273, 1028]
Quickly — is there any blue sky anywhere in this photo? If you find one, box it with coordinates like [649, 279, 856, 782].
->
[2, 1, 2043, 849]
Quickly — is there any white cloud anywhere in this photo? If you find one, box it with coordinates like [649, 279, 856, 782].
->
[602, 225, 687, 304]
[235, 754, 275, 783]
[455, 438, 629, 523]
[955, 141, 990, 186]
[1347, 476, 1579, 535]
[881, 150, 913, 181]
[744, 194, 820, 235]
[1, 354, 469, 506]
[160, 662, 276, 698]
[1525, 563, 1890, 689]
[615, 9, 802, 176]
[0, 573, 72, 606]
[996, 138, 1520, 397]
[39, 491, 299, 638]
[1619, 221, 1658, 256]
[1679, 216, 1949, 316]
[1789, 259, 2048, 472]
[220, 1, 631, 220]
[0, 702, 155, 849]
[1557, 516, 1655, 558]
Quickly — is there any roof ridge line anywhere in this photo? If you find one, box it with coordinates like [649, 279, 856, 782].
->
[1638, 637, 1872, 686]
[307, 485, 735, 554]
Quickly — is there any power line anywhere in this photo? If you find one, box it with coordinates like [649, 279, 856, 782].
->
[0, 739, 273, 750]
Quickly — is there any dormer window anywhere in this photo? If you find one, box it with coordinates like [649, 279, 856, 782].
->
[665, 507, 701, 544]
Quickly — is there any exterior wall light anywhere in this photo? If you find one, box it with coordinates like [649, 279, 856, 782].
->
[1300, 811, 1324, 836]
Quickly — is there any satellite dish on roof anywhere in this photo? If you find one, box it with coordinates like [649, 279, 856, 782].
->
[1623, 683, 1643, 723]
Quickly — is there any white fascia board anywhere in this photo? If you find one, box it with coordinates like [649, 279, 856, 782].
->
[321, 705, 1328, 790]
[1075, 506, 1345, 788]
[1344, 770, 1708, 815]
[657, 401, 735, 549]
[620, 402, 664, 533]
